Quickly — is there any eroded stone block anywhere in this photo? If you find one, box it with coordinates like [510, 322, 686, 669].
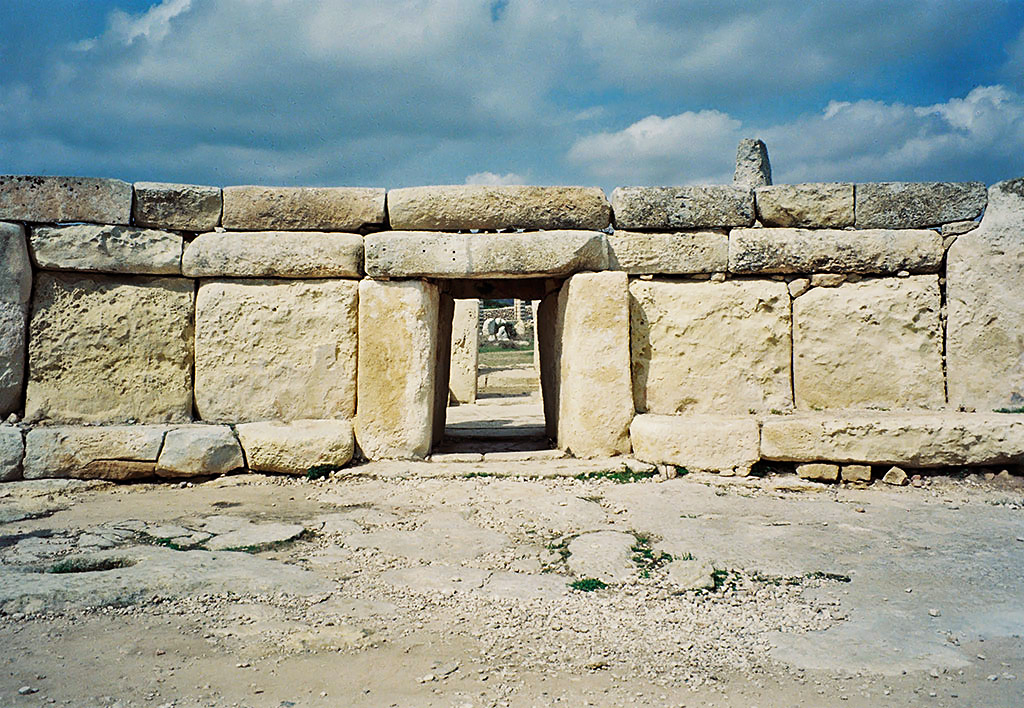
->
[30, 225, 182, 275]
[183, 231, 362, 278]
[607, 230, 728, 274]
[25, 274, 194, 424]
[630, 279, 792, 415]
[734, 138, 771, 189]
[222, 186, 385, 231]
[236, 419, 354, 474]
[611, 186, 754, 230]
[0, 176, 132, 225]
[155, 425, 244, 478]
[796, 462, 839, 482]
[23, 425, 168, 480]
[0, 222, 30, 416]
[754, 183, 853, 228]
[793, 276, 943, 410]
[855, 181, 987, 228]
[132, 182, 222, 231]
[629, 414, 760, 472]
[449, 299, 479, 404]
[194, 279, 357, 423]
[0, 426, 23, 481]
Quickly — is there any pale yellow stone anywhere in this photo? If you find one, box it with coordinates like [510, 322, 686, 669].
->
[236, 419, 354, 474]
[796, 463, 839, 482]
[793, 276, 944, 410]
[754, 183, 854, 227]
[30, 224, 182, 275]
[841, 464, 872, 482]
[23, 425, 169, 479]
[222, 186, 385, 231]
[630, 279, 792, 415]
[182, 231, 363, 278]
[606, 230, 728, 274]
[155, 425, 244, 478]
[449, 300, 479, 404]
[629, 414, 760, 472]
[0, 222, 30, 415]
[194, 279, 357, 422]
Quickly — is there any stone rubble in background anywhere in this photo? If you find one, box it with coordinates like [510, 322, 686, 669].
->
[854, 181, 987, 228]
[0, 222, 31, 415]
[222, 185, 385, 231]
[733, 138, 772, 189]
[132, 181, 222, 231]
[183, 231, 363, 278]
[0, 176, 132, 225]
[29, 224, 182, 275]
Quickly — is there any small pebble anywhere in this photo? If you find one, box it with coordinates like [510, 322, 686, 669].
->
[18, 686, 37, 695]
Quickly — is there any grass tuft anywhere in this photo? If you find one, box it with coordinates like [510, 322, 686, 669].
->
[570, 577, 608, 592]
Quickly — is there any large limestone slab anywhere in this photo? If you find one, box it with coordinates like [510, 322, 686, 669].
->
[0, 176, 132, 225]
[729, 227, 941, 274]
[387, 185, 610, 231]
[855, 182, 987, 228]
[23, 425, 168, 480]
[364, 230, 607, 278]
[567, 531, 636, 584]
[793, 276, 944, 410]
[556, 271, 633, 457]
[754, 183, 853, 227]
[607, 230, 728, 274]
[236, 419, 354, 474]
[611, 186, 754, 230]
[132, 182, 222, 231]
[155, 426, 244, 478]
[25, 274, 194, 424]
[449, 299, 479, 404]
[0, 222, 30, 416]
[630, 414, 760, 473]
[733, 138, 771, 189]
[194, 279, 357, 423]
[356, 279, 439, 459]
[182, 231, 362, 278]
[630, 279, 792, 415]
[222, 186, 385, 231]
[29, 225, 182, 275]
[0, 426, 23, 481]
[761, 412, 1024, 467]
[947, 178, 1024, 410]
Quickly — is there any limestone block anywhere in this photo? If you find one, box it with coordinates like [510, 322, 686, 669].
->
[155, 425, 244, 478]
[947, 178, 1024, 410]
[854, 181, 987, 228]
[556, 272, 633, 457]
[236, 419, 354, 474]
[611, 186, 754, 230]
[796, 463, 839, 482]
[0, 222, 30, 416]
[23, 425, 168, 480]
[29, 225, 182, 275]
[883, 466, 908, 485]
[761, 412, 1024, 467]
[733, 138, 771, 189]
[793, 276, 943, 410]
[729, 227, 941, 274]
[432, 294, 454, 446]
[630, 279, 792, 415]
[0, 176, 132, 225]
[25, 274, 194, 424]
[754, 183, 853, 228]
[629, 414, 760, 472]
[194, 279, 357, 423]
[356, 279, 439, 459]
[0, 222, 31, 305]
[607, 230, 728, 274]
[132, 182, 222, 231]
[364, 230, 607, 279]
[942, 220, 979, 237]
[222, 186, 385, 231]
[387, 185, 610, 231]
[810, 273, 846, 287]
[0, 426, 23, 481]
[841, 464, 872, 483]
[182, 231, 363, 278]
[449, 299, 479, 404]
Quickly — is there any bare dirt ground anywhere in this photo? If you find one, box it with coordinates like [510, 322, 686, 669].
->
[1, 454, 1023, 708]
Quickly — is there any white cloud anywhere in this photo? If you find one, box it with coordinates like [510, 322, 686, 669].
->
[465, 171, 527, 185]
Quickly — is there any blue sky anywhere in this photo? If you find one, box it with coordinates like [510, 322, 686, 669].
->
[1, 0, 1023, 191]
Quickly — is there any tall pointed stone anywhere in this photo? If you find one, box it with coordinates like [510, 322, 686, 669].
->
[733, 138, 771, 189]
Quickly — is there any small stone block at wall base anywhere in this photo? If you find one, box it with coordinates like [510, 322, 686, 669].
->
[629, 414, 760, 473]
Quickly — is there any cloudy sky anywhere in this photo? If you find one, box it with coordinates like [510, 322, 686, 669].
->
[1, 0, 1023, 190]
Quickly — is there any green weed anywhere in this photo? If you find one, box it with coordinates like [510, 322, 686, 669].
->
[570, 577, 608, 592]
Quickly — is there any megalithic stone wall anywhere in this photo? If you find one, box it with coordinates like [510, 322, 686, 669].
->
[0, 143, 1022, 483]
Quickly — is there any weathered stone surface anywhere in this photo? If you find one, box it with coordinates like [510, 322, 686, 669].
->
[793, 276, 944, 410]
[204, 520, 305, 551]
[611, 186, 754, 230]
[387, 185, 610, 231]
[607, 230, 728, 274]
[567, 531, 636, 584]
[236, 419, 355, 475]
[0, 222, 30, 416]
[809, 273, 846, 287]
[0, 176, 132, 225]
[883, 466, 908, 486]
[222, 186, 385, 231]
[132, 182, 222, 231]
[365, 230, 607, 279]
[356, 280, 439, 460]
[555, 272, 633, 457]
[194, 279, 357, 423]
[754, 183, 853, 228]
[734, 138, 771, 189]
[729, 227, 941, 274]
[449, 300, 479, 404]
[0, 222, 31, 305]
[854, 181, 987, 228]
[947, 178, 1024, 410]
[630, 279, 792, 415]
[788, 278, 810, 298]
[29, 225, 182, 275]
[941, 220, 979, 237]
[629, 414, 760, 472]
[761, 412, 1024, 466]
[182, 231, 363, 278]
[23, 425, 168, 480]
[155, 426, 244, 478]
[0, 426, 23, 481]
[25, 274, 194, 424]
[796, 463, 839, 482]
[841, 464, 872, 483]
[667, 558, 716, 590]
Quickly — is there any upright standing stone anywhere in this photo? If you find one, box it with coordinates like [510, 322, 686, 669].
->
[733, 138, 771, 189]
[449, 300, 479, 404]
[25, 274, 193, 424]
[0, 176, 132, 225]
[555, 271, 633, 457]
[356, 280, 440, 459]
[432, 294, 455, 446]
[133, 182, 222, 231]
[948, 178, 1024, 410]
[0, 222, 31, 416]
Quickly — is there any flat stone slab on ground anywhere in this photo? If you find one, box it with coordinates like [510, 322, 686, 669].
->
[567, 530, 636, 583]
[380, 565, 490, 594]
[203, 520, 306, 551]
